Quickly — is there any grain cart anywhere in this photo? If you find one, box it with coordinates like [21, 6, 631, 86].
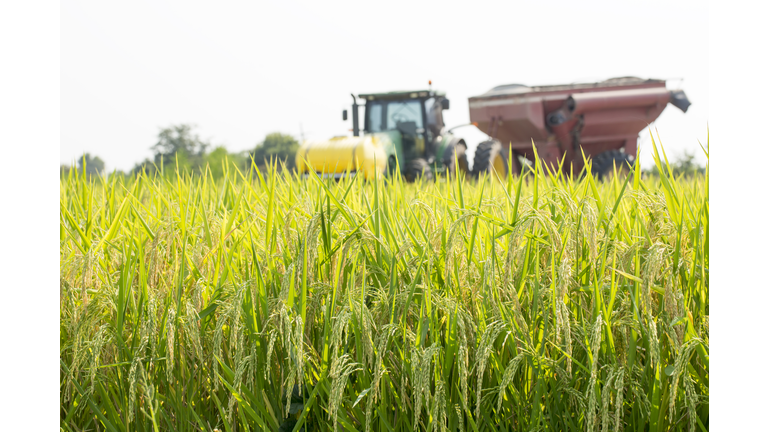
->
[468, 77, 691, 179]
[295, 89, 469, 181]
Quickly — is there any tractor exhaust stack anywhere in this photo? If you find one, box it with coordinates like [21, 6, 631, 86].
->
[351, 94, 360, 137]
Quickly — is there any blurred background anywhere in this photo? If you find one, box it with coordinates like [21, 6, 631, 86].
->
[61, 0, 708, 174]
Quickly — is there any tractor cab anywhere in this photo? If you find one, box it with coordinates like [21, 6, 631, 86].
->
[357, 90, 450, 164]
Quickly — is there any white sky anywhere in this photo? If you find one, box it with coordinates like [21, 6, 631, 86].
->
[61, 0, 709, 172]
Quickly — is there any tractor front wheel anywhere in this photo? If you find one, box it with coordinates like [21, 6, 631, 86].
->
[444, 141, 470, 178]
[472, 140, 508, 179]
[591, 150, 634, 181]
[404, 158, 434, 183]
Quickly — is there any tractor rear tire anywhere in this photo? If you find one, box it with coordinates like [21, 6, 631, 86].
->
[404, 158, 434, 183]
[444, 141, 470, 178]
[591, 150, 634, 181]
[472, 140, 508, 179]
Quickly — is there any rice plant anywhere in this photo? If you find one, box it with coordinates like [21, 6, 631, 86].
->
[60, 133, 708, 431]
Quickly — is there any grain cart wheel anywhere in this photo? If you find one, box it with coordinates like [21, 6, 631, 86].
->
[443, 140, 470, 178]
[472, 139, 508, 180]
[591, 150, 634, 181]
[404, 158, 434, 183]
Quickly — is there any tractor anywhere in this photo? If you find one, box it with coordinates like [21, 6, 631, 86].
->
[295, 88, 469, 182]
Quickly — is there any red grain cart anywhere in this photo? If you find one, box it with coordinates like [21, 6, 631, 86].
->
[467, 77, 690, 179]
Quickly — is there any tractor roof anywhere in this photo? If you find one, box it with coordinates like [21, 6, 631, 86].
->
[358, 90, 446, 101]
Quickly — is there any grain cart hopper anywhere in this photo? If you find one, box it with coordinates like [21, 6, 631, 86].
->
[295, 88, 469, 181]
[468, 77, 691, 179]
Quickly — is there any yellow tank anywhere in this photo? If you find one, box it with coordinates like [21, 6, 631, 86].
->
[295, 134, 389, 180]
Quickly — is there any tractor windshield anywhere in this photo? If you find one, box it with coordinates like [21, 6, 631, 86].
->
[365, 99, 424, 133]
[385, 100, 423, 131]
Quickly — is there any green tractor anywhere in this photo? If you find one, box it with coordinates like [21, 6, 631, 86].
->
[295, 89, 469, 181]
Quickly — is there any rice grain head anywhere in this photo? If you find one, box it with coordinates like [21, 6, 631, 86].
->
[601, 365, 616, 431]
[429, 376, 447, 432]
[183, 300, 203, 363]
[366, 325, 396, 432]
[165, 306, 176, 384]
[148, 291, 158, 365]
[683, 373, 699, 432]
[213, 310, 226, 389]
[648, 315, 660, 369]
[497, 353, 525, 414]
[669, 339, 699, 418]
[87, 324, 109, 395]
[475, 321, 505, 419]
[128, 336, 148, 423]
[642, 242, 667, 314]
[613, 366, 625, 432]
[265, 330, 276, 381]
[586, 315, 603, 432]
[229, 353, 249, 423]
[455, 403, 465, 432]
[328, 354, 361, 432]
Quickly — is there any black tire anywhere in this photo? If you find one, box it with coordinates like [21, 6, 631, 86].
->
[443, 140, 470, 177]
[472, 139, 508, 179]
[404, 158, 434, 183]
[591, 150, 634, 180]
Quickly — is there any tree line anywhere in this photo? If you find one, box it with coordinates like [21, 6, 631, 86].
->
[60, 124, 299, 179]
[61, 123, 705, 179]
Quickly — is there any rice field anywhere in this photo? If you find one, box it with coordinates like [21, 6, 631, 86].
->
[60, 136, 709, 432]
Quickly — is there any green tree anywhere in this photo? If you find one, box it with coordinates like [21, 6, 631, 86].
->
[77, 153, 105, 176]
[643, 149, 705, 178]
[672, 149, 704, 176]
[204, 146, 246, 179]
[251, 132, 299, 171]
[152, 124, 209, 169]
[133, 124, 211, 175]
